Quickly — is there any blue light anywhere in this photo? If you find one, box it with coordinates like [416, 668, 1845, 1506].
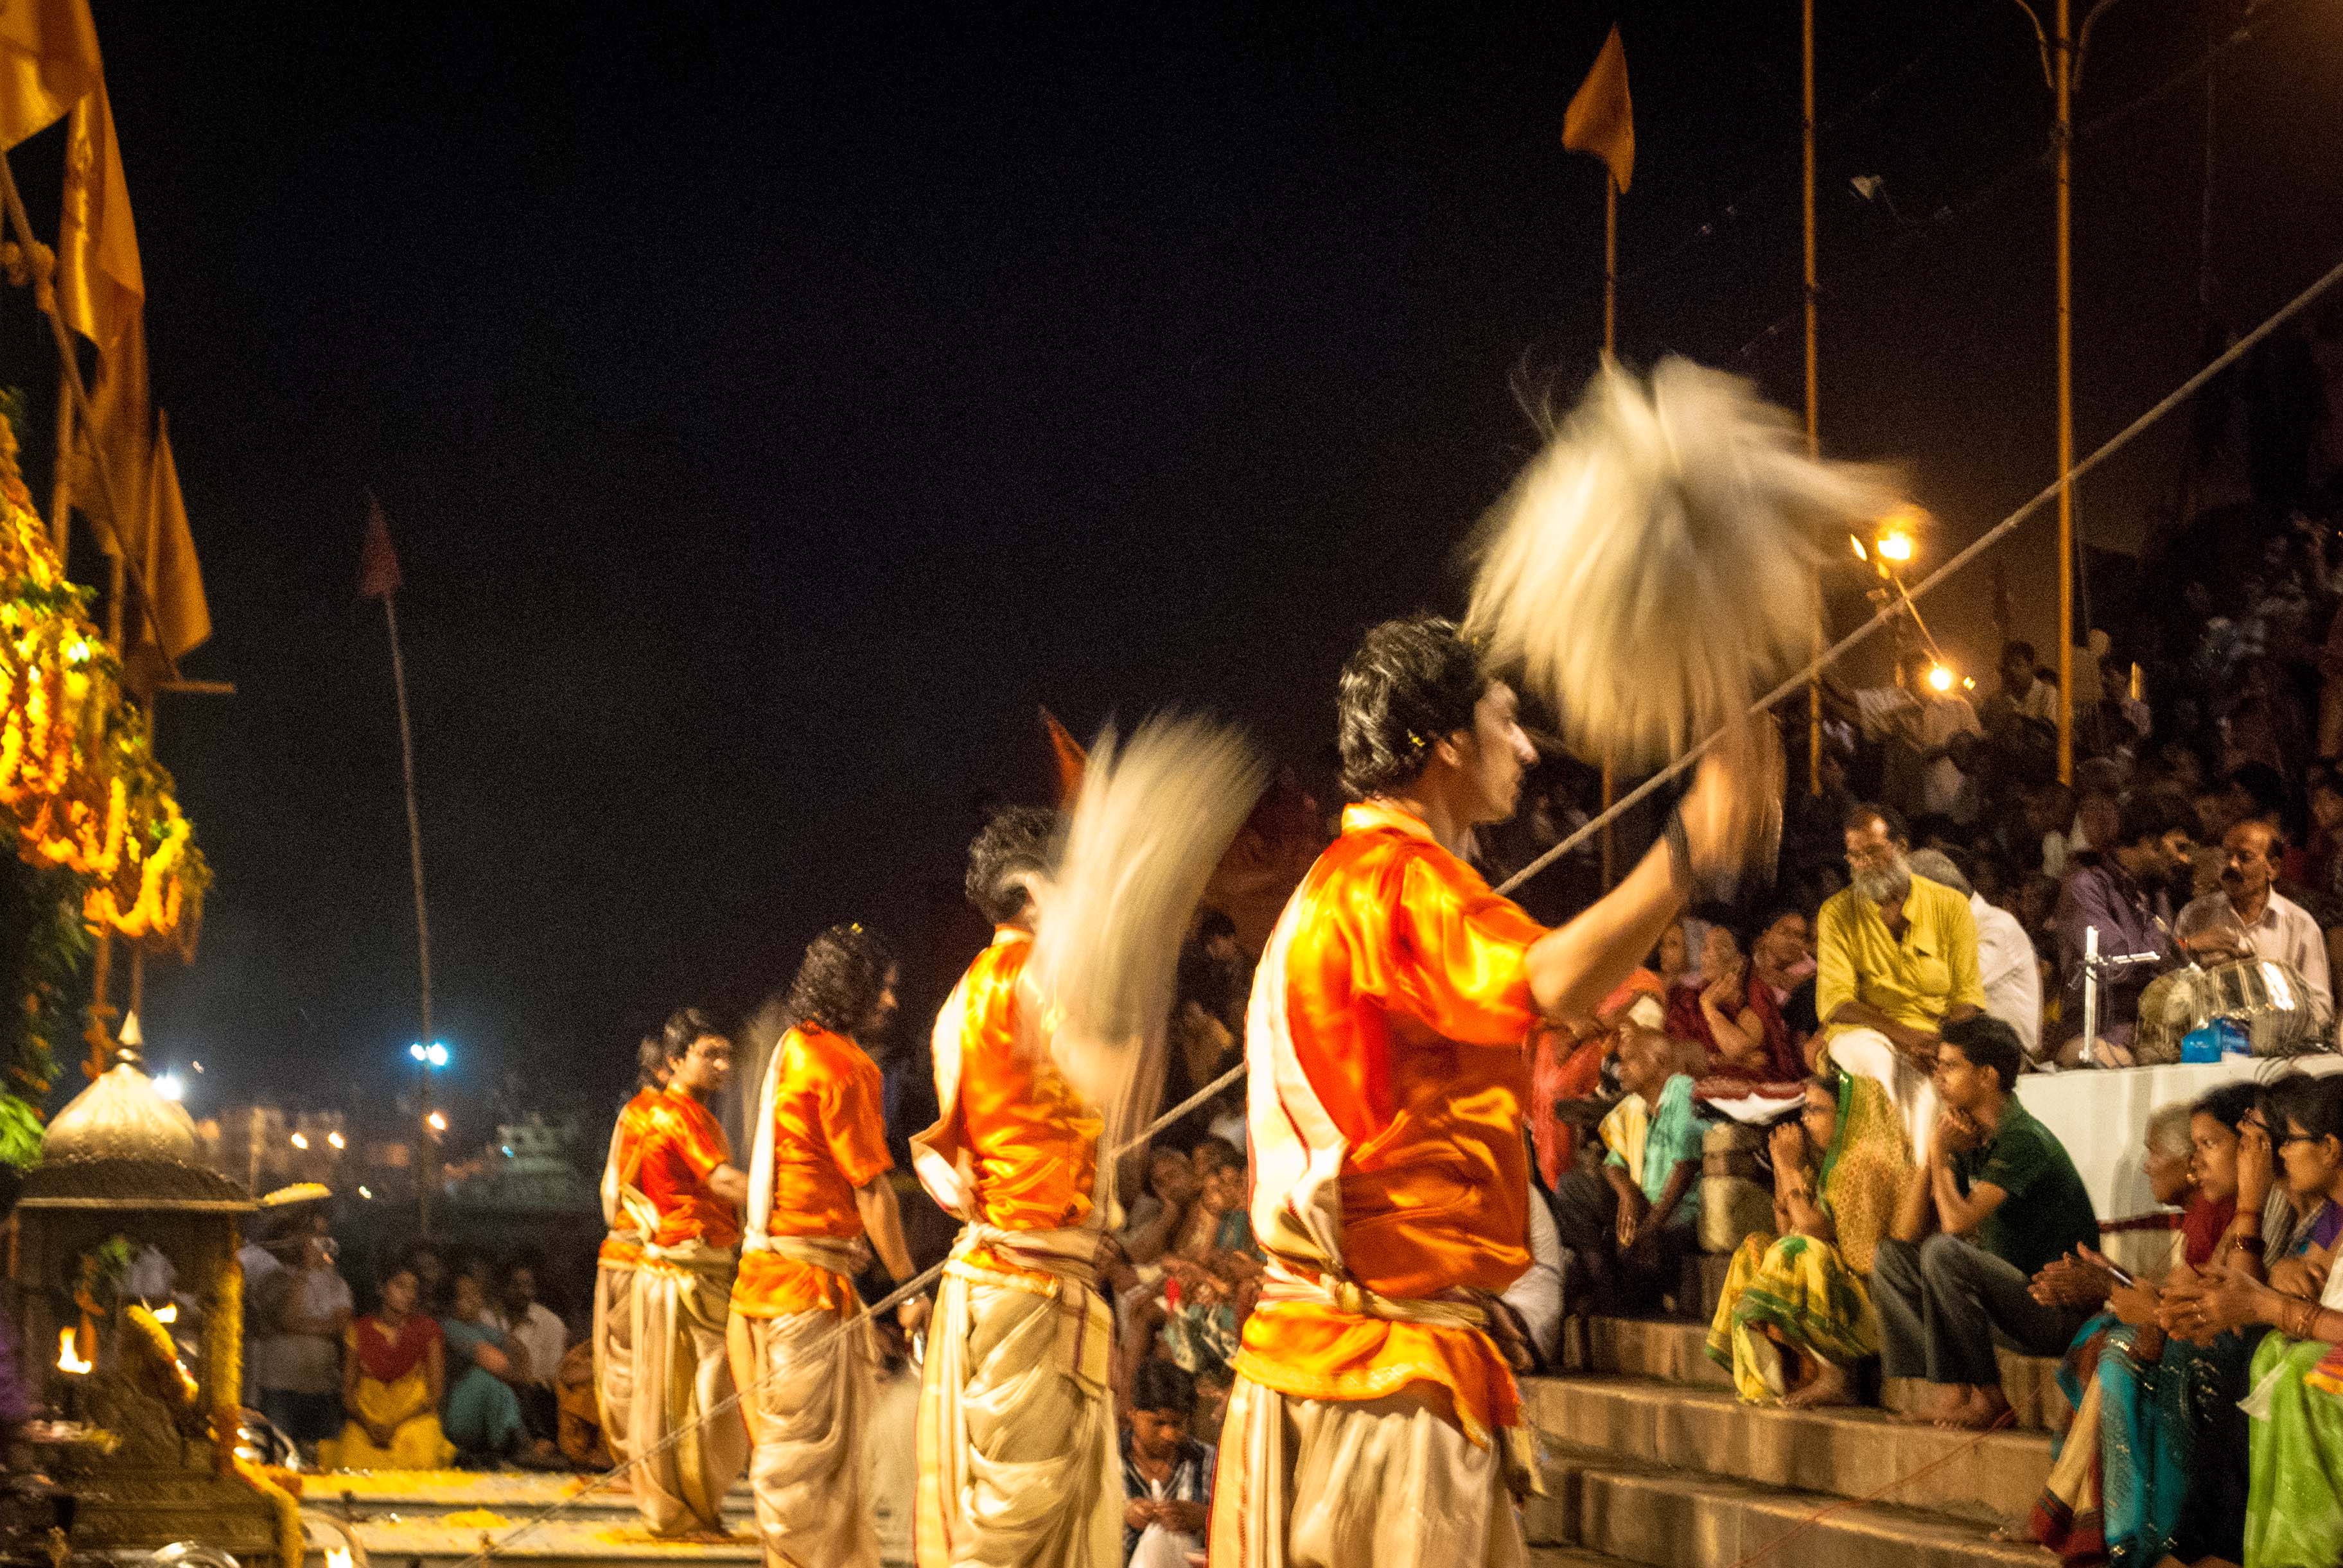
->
[426, 1042, 450, 1068]
[408, 1043, 426, 1061]
[408, 1041, 452, 1068]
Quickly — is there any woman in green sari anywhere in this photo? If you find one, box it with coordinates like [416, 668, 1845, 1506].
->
[1705, 1071, 1907, 1406]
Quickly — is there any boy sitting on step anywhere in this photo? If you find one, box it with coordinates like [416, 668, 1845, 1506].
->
[1550, 1025, 1706, 1318]
[1872, 1013, 2100, 1429]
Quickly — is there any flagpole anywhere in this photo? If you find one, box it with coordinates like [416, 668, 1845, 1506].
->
[379, 586, 436, 1238]
[1600, 173, 1617, 891]
[1803, 0, 1823, 797]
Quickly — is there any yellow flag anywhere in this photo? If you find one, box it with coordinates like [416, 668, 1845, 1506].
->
[57, 76, 143, 354]
[133, 410, 209, 668]
[1563, 25, 1635, 193]
[0, 0, 101, 150]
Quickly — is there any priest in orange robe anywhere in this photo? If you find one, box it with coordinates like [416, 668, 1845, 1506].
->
[911, 806, 1119, 1568]
[1211, 616, 1777, 1568]
[593, 1034, 667, 1469]
[629, 1009, 752, 1537]
[728, 925, 929, 1568]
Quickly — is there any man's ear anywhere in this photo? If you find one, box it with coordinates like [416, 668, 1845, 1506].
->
[1431, 729, 1470, 771]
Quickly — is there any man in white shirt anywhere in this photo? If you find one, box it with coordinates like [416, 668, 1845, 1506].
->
[1909, 850, 2042, 1061]
[2218, 819, 2333, 1013]
[485, 1258, 569, 1443]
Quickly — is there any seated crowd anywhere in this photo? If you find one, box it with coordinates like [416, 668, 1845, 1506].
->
[241, 1224, 592, 1472]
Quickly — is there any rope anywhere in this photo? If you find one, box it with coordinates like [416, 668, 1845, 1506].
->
[450, 248, 2343, 1568]
[1714, 1406, 2018, 1568]
[1496, 247, 2343, 902]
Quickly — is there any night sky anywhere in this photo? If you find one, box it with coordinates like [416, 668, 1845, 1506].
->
[7, 1, 2339, 1137]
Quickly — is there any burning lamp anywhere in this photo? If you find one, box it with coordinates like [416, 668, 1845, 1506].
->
[1927, 663, 1954, 693]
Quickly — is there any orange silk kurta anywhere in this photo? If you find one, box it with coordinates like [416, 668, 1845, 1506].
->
[1234, 801, 1543, 1445]
[911, 927, 1101, 1282]
[599, 1086, 666, 1267]
[731, 1024, 892, 1318]
[637, 1088, 742, 1251]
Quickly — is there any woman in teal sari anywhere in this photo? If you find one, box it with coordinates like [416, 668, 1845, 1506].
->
[439, 1272, 529, 1462]
[2026, 1085, 2256, 1566]
[2166, 1073, 2343, 1568]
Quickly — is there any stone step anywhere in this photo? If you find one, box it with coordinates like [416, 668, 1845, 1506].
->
[1579, 1316, 2075, 1432]
[1534, 1454, 2046, 1568]
[1521, 1376, 2051, 1524]
[1529, 1551, 1648, 1568]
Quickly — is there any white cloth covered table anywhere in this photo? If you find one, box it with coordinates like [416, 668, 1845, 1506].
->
[2015, 1054, 2343, 1224]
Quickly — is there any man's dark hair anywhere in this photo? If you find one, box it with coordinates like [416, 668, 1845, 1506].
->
[1841, 801, 1909, 844]
[2116, 794, 2190, 851]
[2225, 762, 2287, 821]
[965, 806, 1061, 926]
[1130, 1357, 1196, 1418]
[661, 1005, 725, 1063]
[1197, 908, 1237, 945]
[1335, 616, 1489, 800]
[2002, 640, 2036, 668]
[635, 1033, 666, 1090]
[1940, 1014, 2024, 1094]
[784, 922, 897, 1037]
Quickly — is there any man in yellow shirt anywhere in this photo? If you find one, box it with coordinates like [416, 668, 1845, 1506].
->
[1816, 803, 1985, 1156]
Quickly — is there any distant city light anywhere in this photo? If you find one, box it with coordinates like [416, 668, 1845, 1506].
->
[189, 1060, 203, 1074]
[409, 1041, 450, 1067]
[326, 1131, 346, 1151]
[426, 1111, 448, 1133]
[154, 1073, 185, 1102]
[290, 1131, 310, 1150]
[501, 1146, 514, 1158]
[358, 1186, 373, 1199]
[1927, 663, 1954, 693]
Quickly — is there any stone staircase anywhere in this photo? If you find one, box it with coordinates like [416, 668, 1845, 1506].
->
[1518, 1317, 2069, 1568]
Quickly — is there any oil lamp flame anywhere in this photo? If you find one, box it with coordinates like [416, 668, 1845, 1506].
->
[57, 1328, 91, 1375]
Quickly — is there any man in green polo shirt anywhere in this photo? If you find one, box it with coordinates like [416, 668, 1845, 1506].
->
[1873, 1014, 2099, 1429]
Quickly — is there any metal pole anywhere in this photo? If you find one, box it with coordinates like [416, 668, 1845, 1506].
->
[1803, 0, 1823, 796]
[2055, 0, 2075, 785]
[1601, 174, 1618, 889]
[382, 591, 435, 1237]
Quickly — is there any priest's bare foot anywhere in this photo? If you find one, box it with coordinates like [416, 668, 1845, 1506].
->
[1893, 1384, 1969, 1425]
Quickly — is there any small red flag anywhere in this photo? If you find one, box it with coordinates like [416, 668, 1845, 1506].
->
[358, 494, 402, 599]
[1039, 706, 1087, 805]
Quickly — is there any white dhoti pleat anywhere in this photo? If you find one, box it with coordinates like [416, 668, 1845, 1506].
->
[629, 1244, 750, 1536]
[1208, 1375, 1527, 1568]
[741, 1303, 878, 1568]
[593, 1260, 639, 1466]
[915, 1228, 1119, 1568]
[1823, 1027, 1940, 1158]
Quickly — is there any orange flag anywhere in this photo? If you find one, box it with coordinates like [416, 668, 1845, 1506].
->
[134, 411, 208, 663]
[359, 495, 403, 600]
[1563, 24, 1635, 193]
[0, 0, 101, 151]
[55, 75, 142, 355]
[1039, 707, 1086, 804]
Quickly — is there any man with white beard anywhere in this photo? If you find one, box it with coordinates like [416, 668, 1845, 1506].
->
[1815, 803, 1985, 1156]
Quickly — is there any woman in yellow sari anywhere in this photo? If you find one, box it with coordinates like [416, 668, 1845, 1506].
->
[1706, 1070, 1908, 1406]
[324, 1262, 454, 1470]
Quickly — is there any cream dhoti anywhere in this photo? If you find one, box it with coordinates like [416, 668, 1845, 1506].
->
[1209, 1265, 1532, 1568]
[629, 1238, 750, 1535]
[914, 1224, 1119, 1568]
[735, 1235, 879, 1568]
[593, 1257, 640, 1464]
[1822, 1027, 1940, 1157]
